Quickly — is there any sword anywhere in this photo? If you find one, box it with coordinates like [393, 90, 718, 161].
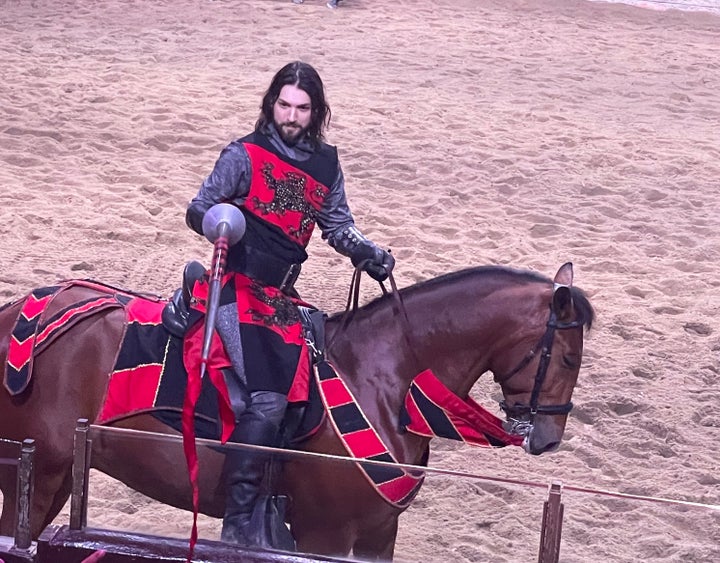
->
[199, 203, 246, 378]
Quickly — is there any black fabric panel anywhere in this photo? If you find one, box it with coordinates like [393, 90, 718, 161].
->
[153, 335, 221, 440]
[114, 322, 170, 371]
[316, 361, 336, 382]
[13, 317, 37, 342]
[331, 403, 369, 434]
[240, 324, 301, 394]
[411, 387, 463, 441]
[362, 453, 405, 484]
[227, 210, 308, 270]
[33, 286, 60, 299]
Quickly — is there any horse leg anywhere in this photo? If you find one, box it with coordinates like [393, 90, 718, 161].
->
[39, 467, 73, 533]
[353, 516, 399, 561]
[0, 444, 72, 539]
[292, 518, 354, 558]
[29, 462, 73, 538]
[0, 466, 18, 536]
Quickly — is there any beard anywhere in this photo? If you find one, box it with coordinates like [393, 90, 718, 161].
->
[277, 122, 308, 146]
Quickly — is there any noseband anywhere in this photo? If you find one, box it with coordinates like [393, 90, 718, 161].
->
[497, 309, 583, 420]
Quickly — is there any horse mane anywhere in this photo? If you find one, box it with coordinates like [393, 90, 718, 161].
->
[0, 297, 21, 314]
[329, 265, 594, 330]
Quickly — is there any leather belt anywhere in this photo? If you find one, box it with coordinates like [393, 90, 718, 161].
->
[235, 246, 302, 292]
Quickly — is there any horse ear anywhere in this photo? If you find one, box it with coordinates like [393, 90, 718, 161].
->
[553, 262, 574, 288]
[552, 263, 574, 321]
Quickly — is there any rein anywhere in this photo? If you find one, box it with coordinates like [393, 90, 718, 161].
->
[333, 270, 583, 428]
[496, 309, 583, 418]
[331, 269, 420, 370]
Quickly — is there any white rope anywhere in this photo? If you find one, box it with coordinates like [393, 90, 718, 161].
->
[88, 424, 720, 512]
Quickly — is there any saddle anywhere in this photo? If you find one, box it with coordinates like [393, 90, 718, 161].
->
[159, 261, 328, 444]
[161, 261, 206, 338]
[161, 261, 328, 354]
[161, 261, 323, 331]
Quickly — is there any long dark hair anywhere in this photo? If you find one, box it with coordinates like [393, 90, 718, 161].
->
[255, 61, 332, 145]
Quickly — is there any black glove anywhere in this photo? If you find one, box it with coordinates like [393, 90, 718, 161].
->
[365, 248, 395, 282]
[351, 242, 395, 282]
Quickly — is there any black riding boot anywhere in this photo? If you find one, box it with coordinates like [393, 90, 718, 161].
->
[221, 410, 277, 545]
[221, 391, 288, 546]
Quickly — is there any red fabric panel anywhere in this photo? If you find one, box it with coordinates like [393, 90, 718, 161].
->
[6, 337, 33, 372]
[403, 393, 433, 437]
[287, 343, 310, 403]
[181, 321, 203, 560]
[125, 296, 164, 324]
[243, 143, 329, 247]
[320, 378, 353, 407]
[378, 474, 424, 503]
[21, 294, 52, 319]
[234, 274, 304, 343]
[343, 428, 387, 459]
[98, 364, 162, 422]
[182, 319, 235, 443]
[406, 369, 524, 447]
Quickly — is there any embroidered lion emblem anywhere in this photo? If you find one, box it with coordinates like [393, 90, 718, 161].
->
[246, 280, 299, 332]
[251, 162, 326, 240]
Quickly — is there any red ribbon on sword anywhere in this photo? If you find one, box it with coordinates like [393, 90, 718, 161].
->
[180, 203, 246, 561]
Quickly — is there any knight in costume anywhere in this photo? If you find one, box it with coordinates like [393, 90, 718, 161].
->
[185, 61, 395, 546]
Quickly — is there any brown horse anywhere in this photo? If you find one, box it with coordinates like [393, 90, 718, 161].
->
[0, 263, 593, 560]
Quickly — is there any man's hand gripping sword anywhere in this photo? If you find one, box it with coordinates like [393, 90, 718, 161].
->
[200, 203, 246, 378]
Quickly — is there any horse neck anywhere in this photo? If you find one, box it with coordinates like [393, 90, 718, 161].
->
[328, 278, 544, 399]
[394, 284, 509, 396]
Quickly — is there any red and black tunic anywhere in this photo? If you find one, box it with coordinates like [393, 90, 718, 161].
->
[226, 131, 338, 274]
[220, 131, 338, 399]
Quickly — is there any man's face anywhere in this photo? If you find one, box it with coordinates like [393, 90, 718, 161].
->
[273, 84, 312, 145]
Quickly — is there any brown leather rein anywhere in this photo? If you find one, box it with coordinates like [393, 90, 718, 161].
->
[329, 269, 420, 369]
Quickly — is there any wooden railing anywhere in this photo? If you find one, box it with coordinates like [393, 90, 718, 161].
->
[0, 437, 35, 558]
[68, 419, 569, 563]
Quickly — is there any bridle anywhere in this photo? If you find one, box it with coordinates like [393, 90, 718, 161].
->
[496, 308, 583, 422]
[337, 270, 583, 424]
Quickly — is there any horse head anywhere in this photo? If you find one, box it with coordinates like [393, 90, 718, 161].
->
[491, 262, 594, 455]
[329, 261, 593, 461]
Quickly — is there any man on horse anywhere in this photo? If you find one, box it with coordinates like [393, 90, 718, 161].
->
[185, 61, 395, 546]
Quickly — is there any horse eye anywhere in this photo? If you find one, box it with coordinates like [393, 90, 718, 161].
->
[562, 355, 579, 369]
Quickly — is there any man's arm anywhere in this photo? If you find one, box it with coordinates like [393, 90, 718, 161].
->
[186, 142, 251, 235]
[318, 165, 395, 281]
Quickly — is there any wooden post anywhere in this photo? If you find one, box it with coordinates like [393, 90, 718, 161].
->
[14, 438, 35, 549]
[538, 481, 564, 563]
[70, 418, 91, 530]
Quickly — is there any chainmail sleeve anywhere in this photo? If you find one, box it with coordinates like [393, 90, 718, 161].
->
[186, 141, 252, 235]
[318, 165, 375, 257]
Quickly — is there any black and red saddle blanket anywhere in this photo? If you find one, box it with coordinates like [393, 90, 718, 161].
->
[4, 279, 523, 508]
[1, 279, 305, 442]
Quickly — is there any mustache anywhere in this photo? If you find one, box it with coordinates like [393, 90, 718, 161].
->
[281, 122, 301, 128]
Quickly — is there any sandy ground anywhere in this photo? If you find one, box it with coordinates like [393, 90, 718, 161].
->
[1, 0, 719, 561]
